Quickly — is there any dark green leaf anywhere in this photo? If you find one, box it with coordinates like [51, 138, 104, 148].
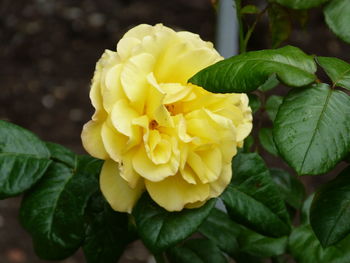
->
[189, 46, 317, 93]
[301, 194, 314, 225]
[265, 95, 283, 122]
[259, 127, 279, 156]
[168, 239, 227, 263]
[243, 135, 254, 153]
[83, 192, 132, 263]
[0, 120, 51, 199]
[46, 142, 76, 168]
[274, 0, 329, 9]
[248, 94, 261, 113]
[258, 74, 279, 92]
[238, 227, 288, 258]
[324, 0, 350, 44]
[310, 167, 350, 247]
[241, 4, 260, 14]
[133, 194, 215, 253]
[273, 84, 350, 175]
[268, 4, 292, 48]
[20, 155, 103, 260]
[199, 208, 240, 255]
[270, 168, 305, 209]
[222, 153, 290, 237]
[317, 56, 350, 90]
[289, 225, 350, 263]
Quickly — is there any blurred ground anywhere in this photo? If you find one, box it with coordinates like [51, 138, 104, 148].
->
[0, 0, 350, 262]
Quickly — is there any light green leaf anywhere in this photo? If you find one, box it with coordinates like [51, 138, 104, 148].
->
[273, 84, 350, 175]
[324, 0, 350, 44]
[0, 120, 51, 199]
[133, 194, 215, 253]
[241, 5, 260, 14]
[274, 0, 329, 9]
[20, 155, 103, 260]
[268, 4, 292, 48]
[310, 167, 350, 247]
[222, 153, 290, 237]
[258, 74, 279, 92]
[265, 95, 283, 122]
[317, 56, 350, 90]
[259, 127, 279, 156]
[189, 46, 317, 93]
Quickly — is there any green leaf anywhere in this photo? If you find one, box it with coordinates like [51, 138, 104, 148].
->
[273, 84, 350, 175]
[268, 4, 292, 48]
[259, 127, 279, 156]
[274, 0, 329, 9]
[20, 155, 103, 260]
[83, 192, 132, 263]
[324, 0, 350, 44]
[167, 239, 227, 263]
[310, 167, 350, 247]
[289, 225, 350, 263]
[198, 208, 240, 255]
[317, 56, 350, 90]
[258, 74, 280, 92]
[301, 194, 314, 225]
[265, 95, 283, 122]
[0, 120, 51, 199]
[241, 4, 260, 14]
[189, 46, 317, 93]
[248, 94, 261, 113]
[133, 194, 215, 253]
[238, 227, 288, 258]
[46, 142, 76, 168]
[221, 153, 291, 237]
[243, 135, 254, 153]
[270, 168, 305, 209]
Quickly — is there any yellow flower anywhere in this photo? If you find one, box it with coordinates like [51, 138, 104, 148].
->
[81, 24, 252, 213]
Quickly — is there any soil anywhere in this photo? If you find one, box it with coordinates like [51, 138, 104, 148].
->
[0, 0, 349, 262]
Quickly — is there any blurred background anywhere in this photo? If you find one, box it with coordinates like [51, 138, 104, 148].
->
[0, 0, 349, 262]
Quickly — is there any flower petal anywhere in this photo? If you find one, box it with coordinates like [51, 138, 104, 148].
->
[81, 120, 108, 159]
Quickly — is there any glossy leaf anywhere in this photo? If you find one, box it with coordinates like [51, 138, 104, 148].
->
[324, 0, 350, 44]
[83, 192, 132, 263]
[221, 153, 290, 237]
[0, 120, 51, 199]
[259, 127, 279, 156]
[199, 208, 240, 255]
[20, 155, 103, 260]
[189, 46, 317, 93]
[310, 167, 350, 247]
[317, 56, 350, 90]
[258, 74, 279, 92]
[168, 239, 227, 263]
[273, 84, 350, 175]
[268, 4, 292, 48]
[265, 95, 283, 122]
[270, 168, 305, 209]
[46, 142, 76, 168]
[274, 0, 329, 9]
[133, 194, 215, 253]
[289, 225, 350, 263]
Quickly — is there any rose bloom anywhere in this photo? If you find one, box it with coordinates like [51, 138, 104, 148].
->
[82, 24, 252, 212]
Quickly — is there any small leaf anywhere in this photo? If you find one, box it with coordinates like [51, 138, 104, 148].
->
[133, 194, 215, 253]
[274, 0, 329, 9]
[301, 194, 314, 225]
[0, 120, 51, 198]
[289, 225, 350, 263]
[167, 239, 227, 263]
[317, 56, 350, 90]
[189, 46, 317, 93]
[273, 84, 350, 175]
[20, 155, 103, 260]
[238, 227, 288, 258]
[268, 4, 292, 48]
[83, 192, 132, 263]
[199, 208, 240, 255]
[324, 0, 350, 44]
[259, 127, 279, 156]
[243, 135, 254, 153]
[248, 94, 261, 113]
[265, 95, 283, 122]
[221, 153, 291, 237]
[241, 4, 260, 14]
[270, 168, 305, 209]
[310, 167, 350, 247]
[258, 74, 280, 92]
[46, 142, 76, 168]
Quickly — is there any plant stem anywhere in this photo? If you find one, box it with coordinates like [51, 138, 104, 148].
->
[154, 253, 168, 263]
[234, 0, 245, 54]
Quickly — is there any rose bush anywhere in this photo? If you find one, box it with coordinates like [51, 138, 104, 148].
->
[81, 24, 252, 212]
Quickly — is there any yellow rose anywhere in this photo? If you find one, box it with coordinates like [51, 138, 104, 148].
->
[81, 24, 252, 213]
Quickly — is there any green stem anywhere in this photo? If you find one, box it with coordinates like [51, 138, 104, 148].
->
[154, 253, 168, 263]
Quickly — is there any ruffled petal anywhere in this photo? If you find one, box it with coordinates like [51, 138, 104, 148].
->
[81, 120, 108, 160]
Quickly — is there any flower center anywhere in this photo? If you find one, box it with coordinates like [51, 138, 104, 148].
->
[165, 104, 176, 115]
[149, 120, 159, 130]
